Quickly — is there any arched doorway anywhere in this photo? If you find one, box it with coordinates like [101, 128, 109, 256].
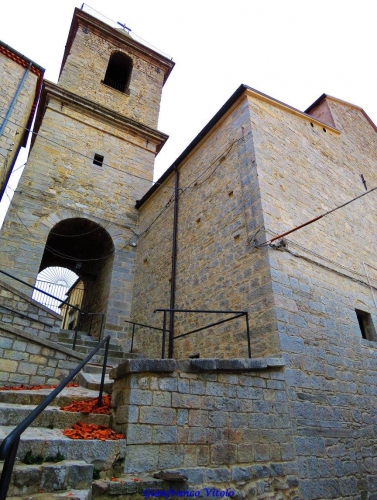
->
[37, 218, 115, 337]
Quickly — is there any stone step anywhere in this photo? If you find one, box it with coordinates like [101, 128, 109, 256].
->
[83, 363, 113, 374]
[7, 489, 91, 500]
[78, 372, 113, 393]
[92, 473, 188, 498]
[0, 402, 110, 428]
[58, 343, 126, 359]
[0, 386, 102, 407]
[59, 329, 91, 338]
[1, 460, 93, 497]
[0, 426, 126, 472]
[57, 337, 105, 349]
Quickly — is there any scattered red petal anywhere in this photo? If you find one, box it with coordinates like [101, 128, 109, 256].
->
[60, 395, 111, 415]
[63, 421, 124, 440]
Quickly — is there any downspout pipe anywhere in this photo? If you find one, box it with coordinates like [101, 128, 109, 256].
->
[168, 165, 179, 358]
[0, 62, 31, 138]
[0, 62, 32, 202]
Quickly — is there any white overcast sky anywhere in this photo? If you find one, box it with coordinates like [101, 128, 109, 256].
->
[0, 0, 376, 224]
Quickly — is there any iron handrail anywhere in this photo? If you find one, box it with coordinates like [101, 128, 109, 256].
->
[124, 320, 166, 354]
[0, 335, 111, 500]
[154, 308, 251, 359]
[73, 311, 105, 349]
[0, 269, 82, 314]
[0, 269, 105, 349]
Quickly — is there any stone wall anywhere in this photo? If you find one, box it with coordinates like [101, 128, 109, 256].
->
[110, 358, 300, 499]
[131, 89, 377, 498]
[132, 96, 280, 359]
[0, 278, 61, 339]
[0, 324, 83, 387]
[58, 10, 173, 130]
[0, 50, 39, 194]
[244, 92, 377, 498]
[0, 80, 160, 343]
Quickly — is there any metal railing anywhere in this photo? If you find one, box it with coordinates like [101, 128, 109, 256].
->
[102, 76, 127, 93]
[154, 308, 251, 359]
[0, 269, 105, 350]
[124, 320, 166, 355]
[0, 334, 111, 500]
[72, 311, 105, 349]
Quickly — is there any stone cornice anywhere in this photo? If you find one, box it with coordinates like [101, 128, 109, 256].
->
[245, 88, 341, 135]
[33, 80, 169, 152]
[61, 8, 174, 85]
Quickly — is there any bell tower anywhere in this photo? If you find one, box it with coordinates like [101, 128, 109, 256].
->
[0, 8, 174, 343]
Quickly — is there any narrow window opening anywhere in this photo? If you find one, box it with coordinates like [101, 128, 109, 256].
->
[355, 309, 377, 341]
[93, 154, 104, 167]
[228, 190, 234, 198]
[103, 52, 132, 93]
[310, 122, 314, 127]
[323, 127, 327, 133]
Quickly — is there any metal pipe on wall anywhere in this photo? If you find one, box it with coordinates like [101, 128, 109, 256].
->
[0, 62, 32, 202]
[168, 165, 179, 358]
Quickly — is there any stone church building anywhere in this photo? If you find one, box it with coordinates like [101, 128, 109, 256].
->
[1, 7, 377, 500]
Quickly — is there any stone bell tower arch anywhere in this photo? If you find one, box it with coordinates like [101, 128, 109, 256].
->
[0, 8, 174, 344]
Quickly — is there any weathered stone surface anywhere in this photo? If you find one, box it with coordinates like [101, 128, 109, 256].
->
[110, 359, 176, 380]
[189, 358, 285, 372]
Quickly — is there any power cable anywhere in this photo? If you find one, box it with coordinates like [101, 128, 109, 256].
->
[0, 110, 243, 196]
[6, 184, 137, 236]
[137, 133, 249, 237]
[267, 229, 377, 285]
[256, 186, 377, 247]
[81, 4, 173, 60]
[4, 191, 118, 262]
[0, 112, 172, 191]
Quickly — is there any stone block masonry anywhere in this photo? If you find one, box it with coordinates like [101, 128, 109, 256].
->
[110, 358, 300, 499]
[109, 356, 377, 499]
[0, 323, 84, 386]
[0, 278, 62, 339]
[0, 46, 41, 195]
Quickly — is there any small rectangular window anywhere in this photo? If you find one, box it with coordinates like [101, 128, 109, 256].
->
[355, 309, 377, 341]
[93, 154, 104, 167]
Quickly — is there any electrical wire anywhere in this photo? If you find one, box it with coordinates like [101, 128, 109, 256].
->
[267, 229, 377, 284]
[0, 110, 243, 196]
[6, 184, 138, 236]
[81, 3, 173, 60]
[257, 186, 377, 248]
[137, 133, 249, 237]
[0, 112, 171, 191]
[8, 161, 27, 175]
[4, 191, 118, 262]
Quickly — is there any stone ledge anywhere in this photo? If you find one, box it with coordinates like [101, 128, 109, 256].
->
[0, 278, 62, 319]
[0, 323, 85, 360]
[110, 359, 177, 380]
[189, 358, 285, 371]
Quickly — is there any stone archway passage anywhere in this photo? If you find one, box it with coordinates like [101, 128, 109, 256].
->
[32, 266, 79, 314]
[38, 218, 115, 337]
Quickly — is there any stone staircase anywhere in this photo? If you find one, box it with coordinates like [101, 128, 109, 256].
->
[0, 278, 156, 498]
[0, 386, 126, 499]
[56, 329, 143, 392]
[57, 329, 140, 367]
[0, 311, 144, 498]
